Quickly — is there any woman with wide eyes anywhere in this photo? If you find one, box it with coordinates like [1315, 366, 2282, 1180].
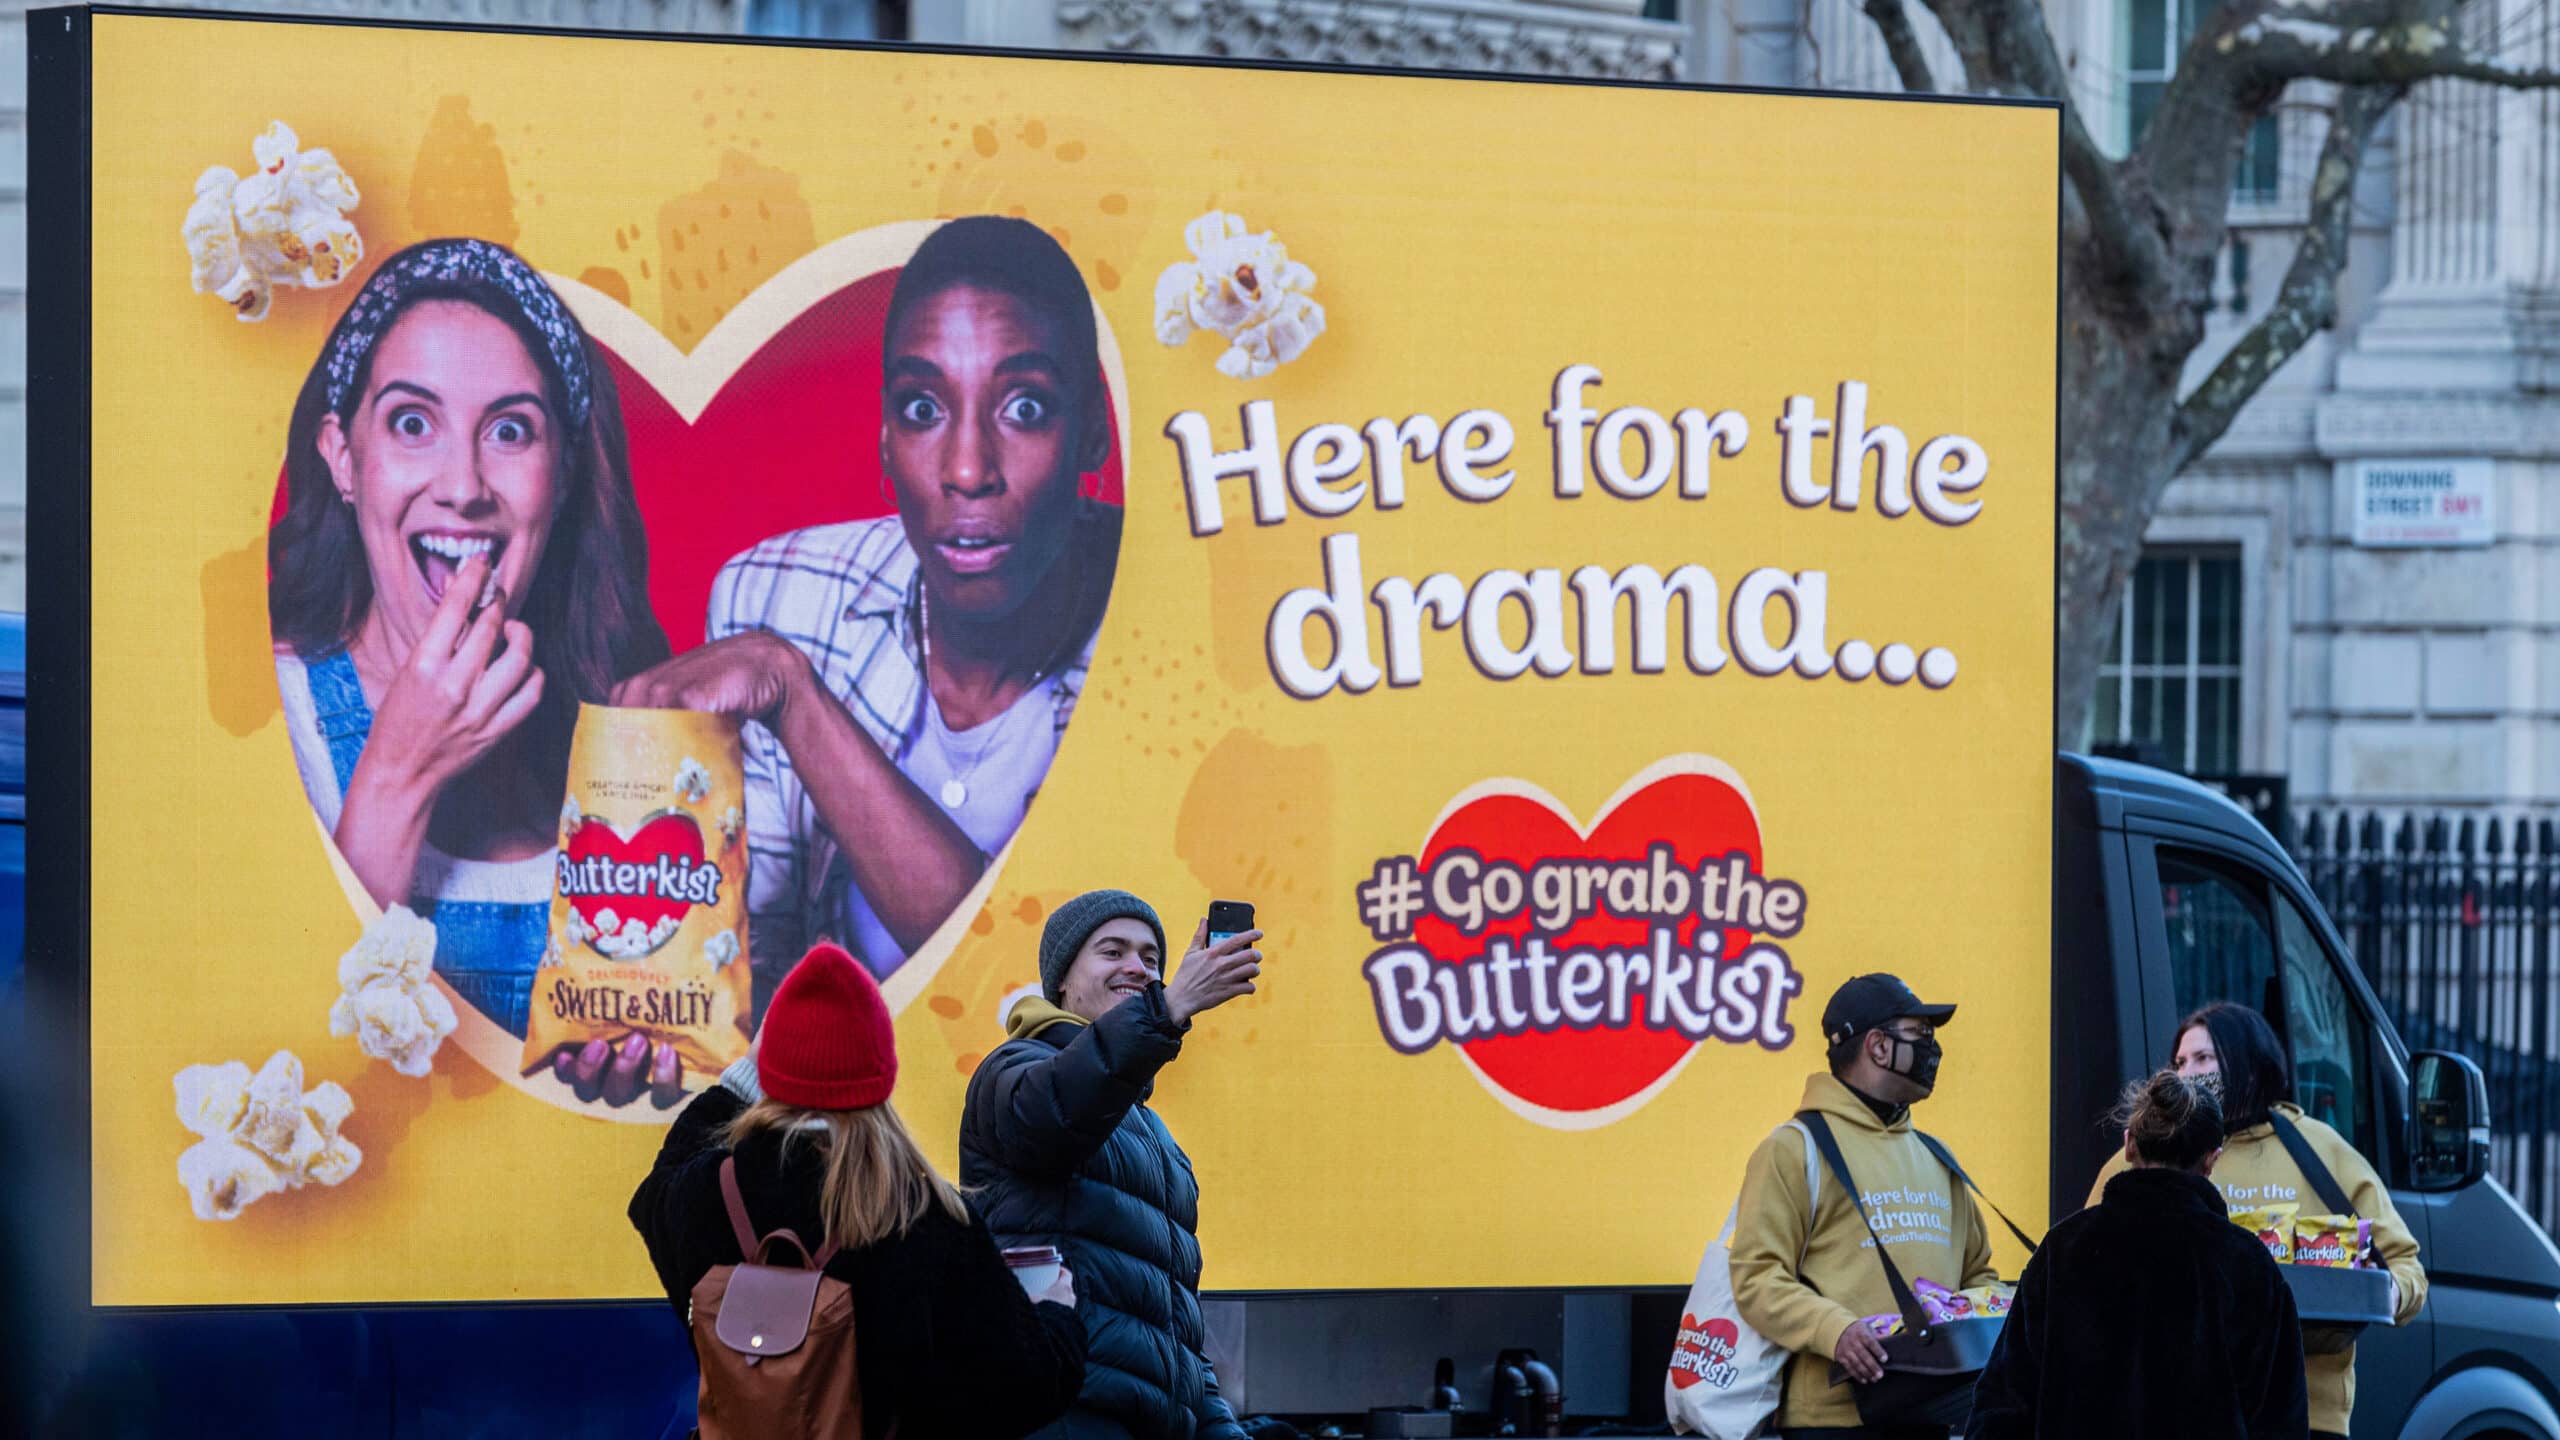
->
[270, 239, 671, 1090]
[615, 216, 1123, 1010]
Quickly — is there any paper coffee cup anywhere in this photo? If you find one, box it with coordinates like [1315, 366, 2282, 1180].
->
[1003, 1245, 1063, 1298]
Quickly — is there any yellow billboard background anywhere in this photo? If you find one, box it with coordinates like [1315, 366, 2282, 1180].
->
[83, 12, 2057, 1304]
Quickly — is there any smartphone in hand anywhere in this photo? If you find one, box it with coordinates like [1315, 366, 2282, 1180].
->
[1206, 899, 1255, 949]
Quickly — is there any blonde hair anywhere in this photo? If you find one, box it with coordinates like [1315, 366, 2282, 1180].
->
[722, 1098, 970, 1252]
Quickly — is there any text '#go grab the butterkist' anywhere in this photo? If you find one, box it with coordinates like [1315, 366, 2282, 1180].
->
[1353, 845, 1809, 1056]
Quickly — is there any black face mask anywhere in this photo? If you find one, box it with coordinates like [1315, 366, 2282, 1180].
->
[1880, 1033, 1943, 1090]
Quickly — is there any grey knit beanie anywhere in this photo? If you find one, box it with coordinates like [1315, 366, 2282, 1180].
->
[1041, 889, 1167, 1001]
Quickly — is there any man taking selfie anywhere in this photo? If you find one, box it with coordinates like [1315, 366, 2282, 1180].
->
[1729, 974, 1998, 1440]
[961, 889, 1263, 1440]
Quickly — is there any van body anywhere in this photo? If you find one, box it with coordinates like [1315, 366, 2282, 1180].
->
[17, 737, 2560, 1435]
[2055, 754, 2560, 1440]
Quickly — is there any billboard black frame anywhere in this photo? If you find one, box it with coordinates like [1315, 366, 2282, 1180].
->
[23, 2, 2065, 1316]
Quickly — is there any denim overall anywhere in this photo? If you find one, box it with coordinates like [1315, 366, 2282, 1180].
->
[308, 650, 550, 1037]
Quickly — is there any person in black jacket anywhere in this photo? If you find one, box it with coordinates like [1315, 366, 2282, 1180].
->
[1965, 1070, 2308, 1440]
[961, 888, 1264, 1440]
[631, 941, 1087, 1438]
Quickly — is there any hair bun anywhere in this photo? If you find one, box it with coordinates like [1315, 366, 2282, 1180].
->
[2117, 1068, 2227, 1171]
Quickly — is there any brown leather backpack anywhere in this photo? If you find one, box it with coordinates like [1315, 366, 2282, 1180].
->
[688, 1156, 872, 1438]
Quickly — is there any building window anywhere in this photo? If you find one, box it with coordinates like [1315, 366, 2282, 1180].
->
[2235, 116, 2280, 203]
[2123, 0, 2277, 198]
[745, 0, 904, 39]
[2094, 551, 2244, 773]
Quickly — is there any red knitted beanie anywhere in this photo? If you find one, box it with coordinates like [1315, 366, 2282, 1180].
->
[757, 943, 897, 1111]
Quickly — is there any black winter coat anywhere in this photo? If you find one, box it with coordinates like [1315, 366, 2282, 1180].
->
[959, 987, 1247, 1440]
[629, 1085, 1088, 1440]
[1966, 1166, 2309, 1440]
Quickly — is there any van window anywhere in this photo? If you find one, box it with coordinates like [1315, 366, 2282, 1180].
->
[2159, 850, 2281, 1021]
[2157, 847, 2376, 1153]
[2277, 893, 2373, 1151]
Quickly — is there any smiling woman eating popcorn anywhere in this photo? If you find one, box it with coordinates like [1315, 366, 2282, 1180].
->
[269, 238, 669, 1047]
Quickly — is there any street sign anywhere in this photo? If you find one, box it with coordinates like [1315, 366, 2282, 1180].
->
[2350, 458, 2495, 548]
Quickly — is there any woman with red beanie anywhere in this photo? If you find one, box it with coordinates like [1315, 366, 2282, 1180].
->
[631, 942, 1087, 1437]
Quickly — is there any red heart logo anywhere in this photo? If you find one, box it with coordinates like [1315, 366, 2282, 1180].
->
[1670, 1313, 1745, 1390]
[1412, 758, 1762, 1122]
[563, 811, 710, 955]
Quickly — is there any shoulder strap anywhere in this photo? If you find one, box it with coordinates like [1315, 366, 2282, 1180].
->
[1796, 1111, 1934, 1337]
[719, 1156, 760, 1256]
[2267, 1112, 2357, 1218]
[717, 1155, 843, 1270]
[1782, 1118, 1821, 1210]
[1915, 1131, 2039, 1256]
[302, 650, 374, 795]
[1779, 1119, 1822, 1269]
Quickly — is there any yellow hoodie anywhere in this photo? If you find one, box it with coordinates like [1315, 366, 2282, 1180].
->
[1006, 995, 1087, 1042]
[1730, 1073, 1999, 1429]
[2090, 1102, 2426, 1435]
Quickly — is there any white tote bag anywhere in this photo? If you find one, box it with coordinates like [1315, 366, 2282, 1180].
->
[1665, 1121, 1819, 1438]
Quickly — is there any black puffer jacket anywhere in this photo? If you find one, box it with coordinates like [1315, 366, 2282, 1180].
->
[959, 987, 1246, 1440]
[1966, 1166, 2309, 1440]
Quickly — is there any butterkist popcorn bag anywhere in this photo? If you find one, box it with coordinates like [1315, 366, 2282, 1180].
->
[2231, 1203, 2300, 1263]
[2291, 1215, 2373, 1269]
[523, 704, 753, 1080]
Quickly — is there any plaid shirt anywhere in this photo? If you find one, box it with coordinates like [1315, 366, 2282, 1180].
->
[706, 515, 1096, 990]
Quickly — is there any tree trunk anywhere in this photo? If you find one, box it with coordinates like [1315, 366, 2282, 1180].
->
[1867, 0, 2475, 758]
[2051, 222, 2192, 748]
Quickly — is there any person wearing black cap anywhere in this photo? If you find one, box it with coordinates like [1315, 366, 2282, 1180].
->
[959, 888, 1264, 1440]
[1727, 973, 1999, 1440]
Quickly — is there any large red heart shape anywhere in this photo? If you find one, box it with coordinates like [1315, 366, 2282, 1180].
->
[269, 229, 1126, 657]
[563, 811, 709, 952]
[1412, 758, 1762, 1122]
[596, 272, 1125, 653]
[1670, 1312, 1745, 1390]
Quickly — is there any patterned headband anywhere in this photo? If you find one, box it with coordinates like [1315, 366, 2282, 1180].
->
[321, 238, 592, 428]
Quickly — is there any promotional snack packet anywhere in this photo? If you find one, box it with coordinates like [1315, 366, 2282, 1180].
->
[1858, 1278, 2009, 1342]
[1911, 1275, 1970, 1323]
[1957, 1284, 2015, 1319]
[2230, 1203, 2300, 1262]
[2291, 1214, 2373, 1269]
[520, 705, 754, 1081]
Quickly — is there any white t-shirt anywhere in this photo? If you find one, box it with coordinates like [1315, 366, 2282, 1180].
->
[834, 674, 1063, 971]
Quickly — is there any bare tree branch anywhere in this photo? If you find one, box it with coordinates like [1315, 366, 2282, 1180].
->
[1848, 0, 2560, 735]
[2229, 16, 2560, 88]
[2170, 82, 2402, 470]
[2056, 115, 2168, 292]
[1905, 0, 2172, 295]
[1860, 0, 1937, 93]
